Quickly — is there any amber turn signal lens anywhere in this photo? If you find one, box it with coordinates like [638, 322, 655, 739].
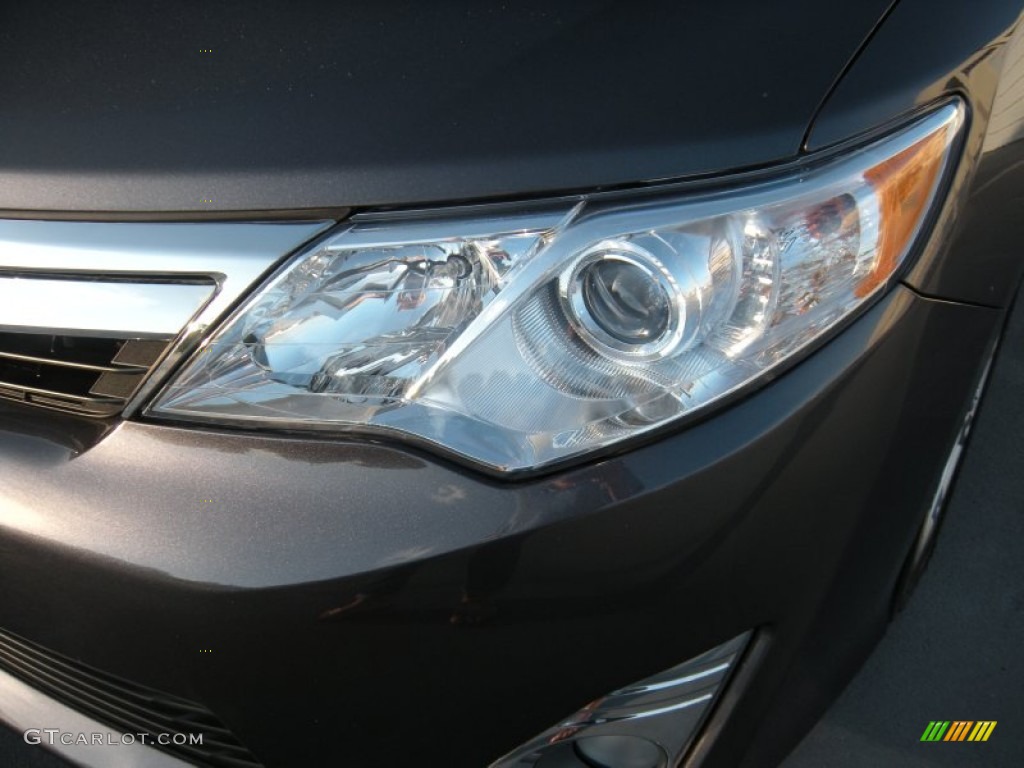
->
[857, 126, 953, 297]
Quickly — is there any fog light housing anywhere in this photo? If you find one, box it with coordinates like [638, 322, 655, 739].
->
[490, 632, 750, 767]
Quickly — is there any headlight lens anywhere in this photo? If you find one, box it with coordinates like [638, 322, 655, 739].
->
[151, 102, 963, 472]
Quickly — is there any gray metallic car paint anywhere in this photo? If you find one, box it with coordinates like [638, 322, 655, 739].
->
[0, 286, 1004, 767]
[0, 0, 891, 213]
[1, 1, 1024, 767]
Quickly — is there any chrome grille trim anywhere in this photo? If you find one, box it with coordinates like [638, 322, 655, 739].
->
[0, 276, 215, 336]
[0, 219, 333, 417]
[0, 349, 133, 373]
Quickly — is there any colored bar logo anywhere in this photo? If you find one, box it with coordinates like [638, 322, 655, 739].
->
[921, 721, 996, 742]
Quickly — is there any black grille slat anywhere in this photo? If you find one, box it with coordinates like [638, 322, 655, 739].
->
[112, 339, 171, 369]
[0, 332, 124, 367]
[0, 381, 122, 416]
[0, 641, 200, 724]
[0, 648, 259, 765]
[89, 370, 146, 399]
[0, 627, 204, 710]
[0, 646, 218, 749]
[0, 331, 169, 416]
[0, 357, 104, 395]
[0, 629, 262, 768]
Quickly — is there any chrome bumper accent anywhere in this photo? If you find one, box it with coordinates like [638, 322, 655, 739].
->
[492, 632, 750, 767]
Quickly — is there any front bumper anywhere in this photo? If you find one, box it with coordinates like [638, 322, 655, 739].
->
[0, 284, 1003, 767]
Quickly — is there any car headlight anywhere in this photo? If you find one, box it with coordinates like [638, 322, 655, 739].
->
[150, 101, 964, 472]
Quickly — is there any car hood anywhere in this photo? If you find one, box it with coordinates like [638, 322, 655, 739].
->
[0, 0, 892, 213]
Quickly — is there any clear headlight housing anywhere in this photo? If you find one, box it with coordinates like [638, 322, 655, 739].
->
[151, 102, 963, 472]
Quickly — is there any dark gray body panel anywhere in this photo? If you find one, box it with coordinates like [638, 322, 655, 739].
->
[0, 0, 890, 213]
[0, 287, 1005, 766]
[1, 1, 1023, 767]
